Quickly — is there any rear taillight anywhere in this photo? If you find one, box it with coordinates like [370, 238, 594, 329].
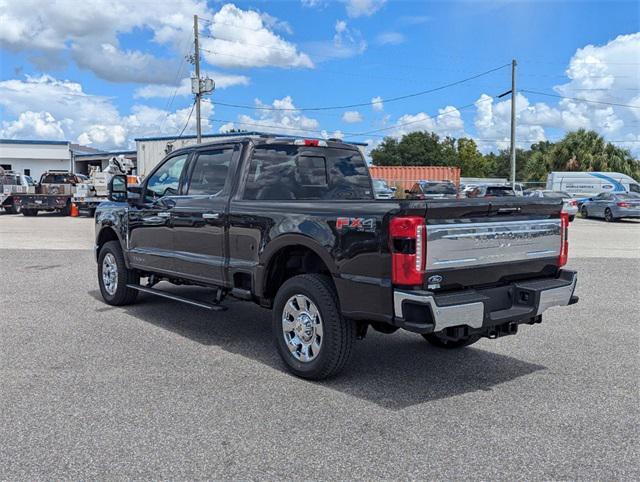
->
[390, 216, 426, 285]
[617, 202, 631, 208]
[559, 212, 569, 267]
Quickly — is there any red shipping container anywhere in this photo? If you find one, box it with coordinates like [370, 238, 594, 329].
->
[368, 166, 460, 193]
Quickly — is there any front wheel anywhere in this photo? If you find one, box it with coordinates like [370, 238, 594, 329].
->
[604, 208, 615, 222]
[272, 274, 355, 380]
[5, 204, 20, 214]
[98, 241, 139, 305]
[580, 206, 589, 218]
[22, 209, 38, 216]
[422, 333, 481, 349]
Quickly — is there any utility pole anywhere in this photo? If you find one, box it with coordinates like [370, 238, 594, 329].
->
[510, 59, 517, 188]
[193, 14, 202, 144]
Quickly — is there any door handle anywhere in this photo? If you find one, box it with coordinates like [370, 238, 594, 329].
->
[202, 213, 220, 219]
[157, 212, 171, 218]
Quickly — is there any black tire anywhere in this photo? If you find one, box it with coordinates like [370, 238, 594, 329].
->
[569, 215, 575, 222]
[22, 209, 38, 217]
[98, 240, 139, 306]
[272, 274, 355, 380]
[604, 208, 615, 222]
[422, 332, 481, 349]
[5, 204, 20, 214]
[580, 206, 589, 218]
[61, 201, 71, 216]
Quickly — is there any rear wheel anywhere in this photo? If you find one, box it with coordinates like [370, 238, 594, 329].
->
[422, 333, 481, 349]
[273, 274, 355, 380]
[22, 209, 38, 216]
[604, 208, 615, 222]
[580, 206, 589, 218]
[98, 240, 139, 306]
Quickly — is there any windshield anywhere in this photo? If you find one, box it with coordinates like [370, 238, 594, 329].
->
[420, 182, 456, 194]
[373, 179, 389, 190]
[486, 186, 516, 197]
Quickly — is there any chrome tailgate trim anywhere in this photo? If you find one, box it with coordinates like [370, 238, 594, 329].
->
[426, 219, 561, 269]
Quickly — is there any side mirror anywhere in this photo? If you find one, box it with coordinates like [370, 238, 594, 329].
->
[108, 175, 127, 202]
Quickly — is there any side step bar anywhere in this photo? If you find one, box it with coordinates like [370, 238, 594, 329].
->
[126, 284, 227, 311]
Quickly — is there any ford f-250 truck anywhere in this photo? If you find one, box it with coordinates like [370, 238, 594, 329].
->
[95, 135, 578, 379]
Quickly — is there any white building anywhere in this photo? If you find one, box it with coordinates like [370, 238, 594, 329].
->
[0, 139, 73, 179]
[135, 132, 368, 177]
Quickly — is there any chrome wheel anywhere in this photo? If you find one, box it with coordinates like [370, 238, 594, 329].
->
[282, 294, 323, 362]
[102, 253, 118, 295]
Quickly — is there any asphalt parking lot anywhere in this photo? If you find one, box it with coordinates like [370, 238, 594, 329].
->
[1, 213, 638, 479]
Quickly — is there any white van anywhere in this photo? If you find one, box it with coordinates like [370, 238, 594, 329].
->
[546, 172, 640, 198]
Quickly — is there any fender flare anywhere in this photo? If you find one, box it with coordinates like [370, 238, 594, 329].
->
[255, 233, 338, 298]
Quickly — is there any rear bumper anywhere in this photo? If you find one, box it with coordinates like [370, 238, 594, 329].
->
[393, 270, 578, 334]
[613, 207, 640, 218]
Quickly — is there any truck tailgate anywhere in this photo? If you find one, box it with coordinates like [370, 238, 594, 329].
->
[423, 198, 563, 290]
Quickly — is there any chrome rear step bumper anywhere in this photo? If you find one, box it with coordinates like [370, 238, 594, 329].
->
[393, 270, 577, 334]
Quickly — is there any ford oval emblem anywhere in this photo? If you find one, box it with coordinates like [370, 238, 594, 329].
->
[428, 275, 443, 284]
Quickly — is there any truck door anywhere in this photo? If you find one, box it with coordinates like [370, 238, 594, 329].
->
[171, 144, 240, 286]
[128, 152, 189, 274]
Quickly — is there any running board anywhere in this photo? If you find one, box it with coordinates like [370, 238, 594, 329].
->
[126, 284, 227, 311]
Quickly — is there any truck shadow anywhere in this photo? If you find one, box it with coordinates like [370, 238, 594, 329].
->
[88, 285, 546, 410]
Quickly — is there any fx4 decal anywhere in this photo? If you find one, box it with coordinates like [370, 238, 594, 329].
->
[336, 217, 376, 232]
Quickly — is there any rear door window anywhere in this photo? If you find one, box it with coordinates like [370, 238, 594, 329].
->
[243, 145, 372, 200]
[186, 148, 235, 196]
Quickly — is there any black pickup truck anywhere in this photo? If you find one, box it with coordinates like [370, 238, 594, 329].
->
[95, 136, 578, 379]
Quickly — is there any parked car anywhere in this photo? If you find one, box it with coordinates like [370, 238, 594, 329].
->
[15, 170, 82, 216]
[405, 180, 457, 199]
[527, 190, 578, 221]
[372, 178, 396, 199]
[580, 192, 640, 222]
[463, 184, 516, 198]
[95, 135, 577, 380]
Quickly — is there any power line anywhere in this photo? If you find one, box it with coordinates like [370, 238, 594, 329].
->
[171, 100, 197, 141]
[353, 98, 493, 136]
[209, 64, 509, 112]
[521, 89, 640, 109]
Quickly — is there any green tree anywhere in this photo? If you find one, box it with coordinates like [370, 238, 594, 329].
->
[457, 138, 492, 177]
[371, 132, 458, 167]
[547, 129, 639, 178]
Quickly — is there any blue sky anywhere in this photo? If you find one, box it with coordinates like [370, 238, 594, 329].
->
[1, 0, 639, 155]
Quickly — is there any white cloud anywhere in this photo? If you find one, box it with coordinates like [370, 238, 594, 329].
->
[199, 4, 313, 69]
[0, 1, 311, 83]
[304, 20, 366, 61]
[376, 32, 406, 46]
[134, 73, 250, 99]
[344, 0, 387, 18]
[0, 111, 66, 140]
[472, 32, 640, 153]
[371, 96, 384, 111]
[219, 96, 322, 137]
[389, 106, 467, 139]
[0, 75, 215, 149]
[342, 111, 363, 123]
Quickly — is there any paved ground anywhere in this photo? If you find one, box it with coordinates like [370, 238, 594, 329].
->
[0, 213, 638, 479]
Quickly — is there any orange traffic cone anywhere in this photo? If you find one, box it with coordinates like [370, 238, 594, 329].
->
[70, 203, 79, 217]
